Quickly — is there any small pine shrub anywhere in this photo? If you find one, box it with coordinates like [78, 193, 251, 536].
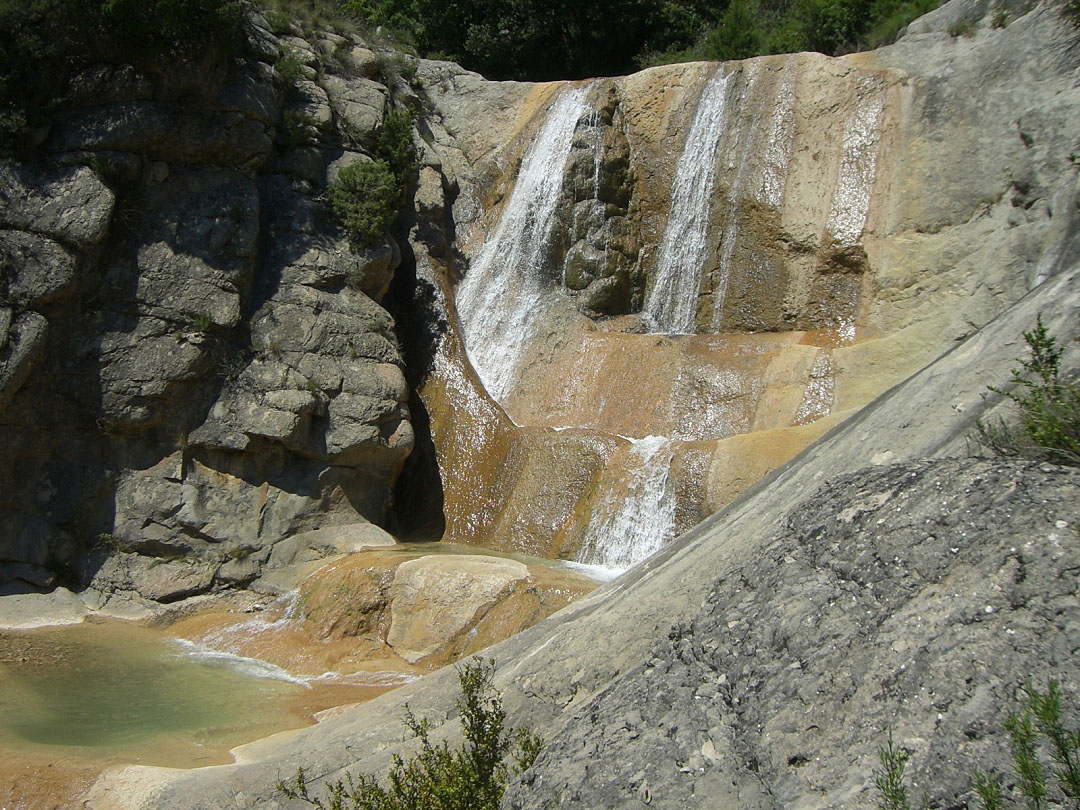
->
[1067, 0, 1080, 26]
[973, 315, 1080, 466]
[374, 106, 418, 182]
[877, 681, 1080, 810]
[329, 159, 400, 248]
[874, 733, 912, 810]
[948, 17, 977, 36]
[283, 109, 320, 145]
[275, 46, 309, 86]
[278, 658, 543, 810]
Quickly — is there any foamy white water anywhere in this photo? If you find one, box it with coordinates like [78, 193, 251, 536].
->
[644, 70, 733, 334]
[577, 435, 679, 569]
[172, 639, 313, 686]
[456, 86, 592, 402]
[827, 85, 885, 246]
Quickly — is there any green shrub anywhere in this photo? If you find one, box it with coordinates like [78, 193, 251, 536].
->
[862, 0, 939, 48]
[1067, 0, 1080, 26]
[275, 46, 309, 86]
[97, 0, 244, 55]
[373, 106, 418, 182]
[877, 681, 1080, 810]
[278, 658, 543, 810]
[702, 0, 768, 61]
[329, 159, 400, 247]
[283, 109, 320, 145]
[0, 0, 242, 149]
[973, 315, 1080, 466]
[874, 733, 912, 810]
[947, 17, 977, 36]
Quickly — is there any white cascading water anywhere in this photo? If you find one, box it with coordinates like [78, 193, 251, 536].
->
[577, 435, 679, 570]
[456, 86, 592, 403]
[827, 84, 885, 247]
[643, 69, 733, 335]
[758, 63, 798, 210]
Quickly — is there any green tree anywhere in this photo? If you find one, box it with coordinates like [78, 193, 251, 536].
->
[974, 315, 1080, 466]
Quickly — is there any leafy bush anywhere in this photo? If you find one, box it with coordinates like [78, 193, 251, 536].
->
[275, 46, 310, 86]
[278, 658, 543, 810]
[874, 733, 912, 810]
[283, 109, 320, 145]
[876, 681, 1080, 810]
[973, 315, 1080, 466]
[324, 104, 415, 248]
[329, 159, 400, 247]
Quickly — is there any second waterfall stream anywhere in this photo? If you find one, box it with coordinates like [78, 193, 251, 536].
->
[435, 60, 885, 570]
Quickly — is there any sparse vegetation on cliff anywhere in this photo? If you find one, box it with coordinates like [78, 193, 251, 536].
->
[0, 0, 243, 146]
[974, 315, 1080, 466]
[278, 658, 542, 810]
[329, 159, 398, 247]
[876, 681, 1080, 810]
[328, 106, 416, 247]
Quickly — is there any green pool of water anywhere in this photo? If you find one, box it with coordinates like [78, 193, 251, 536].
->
[0, 620, 309, 766]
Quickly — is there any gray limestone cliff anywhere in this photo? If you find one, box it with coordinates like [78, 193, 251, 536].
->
[0, 14, 415, 600]
[72, 0, 1080, 806]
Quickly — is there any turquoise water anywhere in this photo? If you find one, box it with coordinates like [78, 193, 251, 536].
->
[0, 621, 306, 764]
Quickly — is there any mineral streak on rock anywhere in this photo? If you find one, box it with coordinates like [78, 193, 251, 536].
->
[826, 80, 887, 248]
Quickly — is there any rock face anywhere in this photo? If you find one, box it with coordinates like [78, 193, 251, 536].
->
[82, 258, 1080, 810]
[170, 548, 597, 677]
[0, 15, 416, 597]
[393, 0, 1080, 569]
[6, 0, 1076, 599]
[504, 458, 1080, 809]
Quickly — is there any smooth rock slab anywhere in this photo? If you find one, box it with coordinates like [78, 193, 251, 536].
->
[269, 522, 398, 568]
[387, 555, 530, 663]
[0, 587, 88, 629]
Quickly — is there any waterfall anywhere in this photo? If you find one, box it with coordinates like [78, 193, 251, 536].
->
[827, 85, 885, 246]
[456, 86, 591, 403]
[644, 69, 733, 335]
[577, 435, 679, 570]
[758, 63, 797, 210]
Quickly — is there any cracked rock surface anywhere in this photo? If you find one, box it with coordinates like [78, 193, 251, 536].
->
[504, 458, 1080, 809]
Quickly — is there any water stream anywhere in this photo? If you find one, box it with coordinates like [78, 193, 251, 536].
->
[456, 86, 592, 403]
[826, 84, 885, 247]
[576, 435, 680, 570]
[644, 69, 733, 334]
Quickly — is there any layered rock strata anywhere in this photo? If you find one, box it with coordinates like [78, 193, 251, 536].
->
[0, 15, 415, 597]
[398, 0, 1080, 568]
[84, 257, 1080, 810]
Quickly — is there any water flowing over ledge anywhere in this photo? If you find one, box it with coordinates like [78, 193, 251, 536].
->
[643, 69, 733, 334]
[456, 85, 593, 403]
